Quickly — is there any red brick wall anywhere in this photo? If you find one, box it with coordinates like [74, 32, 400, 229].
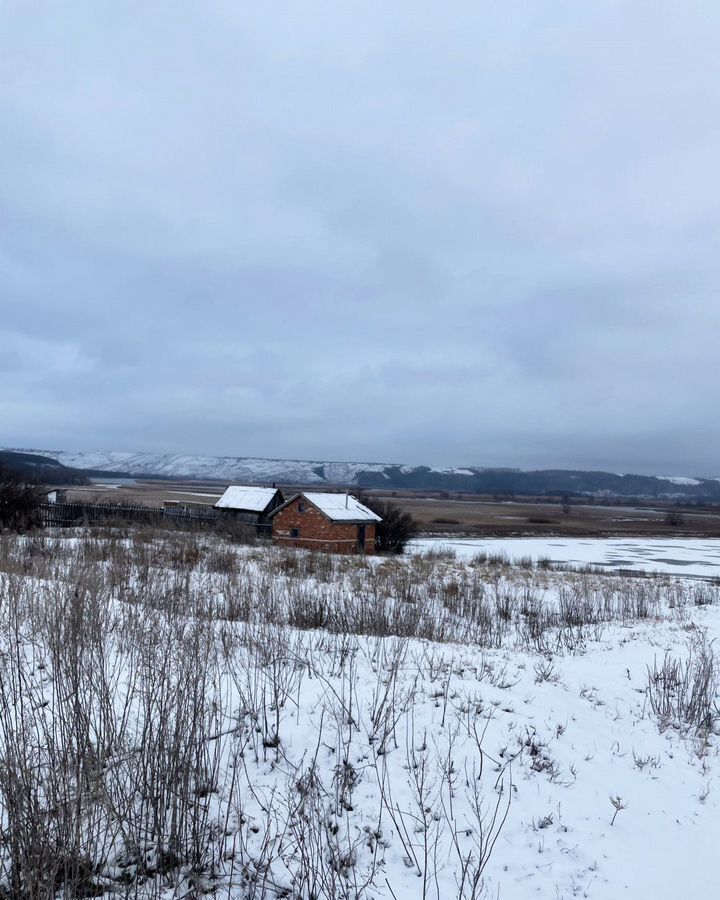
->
[272, 497, 376, 554]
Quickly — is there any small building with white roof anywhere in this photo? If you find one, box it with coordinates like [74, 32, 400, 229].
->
[214, 485, 285, 531]
[269, 491, 381, 554]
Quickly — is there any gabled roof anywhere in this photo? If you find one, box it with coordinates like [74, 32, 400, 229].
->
[214, 485, 282, 513]
[270, 491, 382, 523]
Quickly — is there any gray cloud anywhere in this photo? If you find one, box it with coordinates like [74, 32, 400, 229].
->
[2, 1, 719, 474]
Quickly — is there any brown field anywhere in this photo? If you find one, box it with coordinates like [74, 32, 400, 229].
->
[61, 479, 225, 508]
[57, 478, 720, 538]
[368, 492, 720, 537]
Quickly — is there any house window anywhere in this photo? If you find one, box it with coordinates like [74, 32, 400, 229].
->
[298, 501, 306, 513]
[291, 527, 300, 538]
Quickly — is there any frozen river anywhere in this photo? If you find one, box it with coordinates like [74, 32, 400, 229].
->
[411, 536, 720, 578]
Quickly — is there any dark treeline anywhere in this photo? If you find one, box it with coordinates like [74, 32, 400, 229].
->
[356, 466, 720, 501]
[0, 450, 89, 486]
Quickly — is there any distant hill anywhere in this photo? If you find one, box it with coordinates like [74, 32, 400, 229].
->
[5, 447, 720, 501]
[355, 465, 720, 500]
[0, 450, 90, 485]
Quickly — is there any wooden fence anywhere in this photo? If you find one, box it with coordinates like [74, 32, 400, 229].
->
[38, 502, 270, 536]
[40, 502, 163, 527]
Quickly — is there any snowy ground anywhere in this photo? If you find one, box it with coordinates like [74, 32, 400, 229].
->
[0, 531, 717, 899]
[411, 535, 720, 578]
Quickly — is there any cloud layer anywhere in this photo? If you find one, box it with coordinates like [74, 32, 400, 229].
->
[2, 1, 719, 473]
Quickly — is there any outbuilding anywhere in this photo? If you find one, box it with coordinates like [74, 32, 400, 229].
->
[214, 485, 284, 534]
[270, 492, 381, 554]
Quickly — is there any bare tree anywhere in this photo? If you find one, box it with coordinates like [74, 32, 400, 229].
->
[358, 493, 417, 554]
[0, 464, 43, 531]
[664, 507, 685, 527]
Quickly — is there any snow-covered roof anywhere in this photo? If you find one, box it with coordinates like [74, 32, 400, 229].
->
[214, 486, 281, 513]
[271, 492, 382, 523]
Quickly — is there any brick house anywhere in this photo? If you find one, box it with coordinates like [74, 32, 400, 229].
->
[269, 492, 381, 554]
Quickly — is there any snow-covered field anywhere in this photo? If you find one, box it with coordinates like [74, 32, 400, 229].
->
[412, 535, 720, 578]
[0, 530, 717, 899]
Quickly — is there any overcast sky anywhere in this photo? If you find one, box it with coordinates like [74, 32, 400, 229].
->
[2, 1, 719, 474]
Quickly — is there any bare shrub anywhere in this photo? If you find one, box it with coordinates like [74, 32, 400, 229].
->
[664, 508, 686, 527]
[0, 527, 715, 897]
[646, 632, 719, 732]
[357, 494, 418, 554]
[0, 464, 43, 532]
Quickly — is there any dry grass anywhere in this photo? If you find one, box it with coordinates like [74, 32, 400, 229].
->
[0, 527, 716, 898]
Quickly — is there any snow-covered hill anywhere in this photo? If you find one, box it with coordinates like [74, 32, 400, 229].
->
[6, 447, 375, 482]
[10, 447, 472, 485]
[6, 447, 718, 498]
